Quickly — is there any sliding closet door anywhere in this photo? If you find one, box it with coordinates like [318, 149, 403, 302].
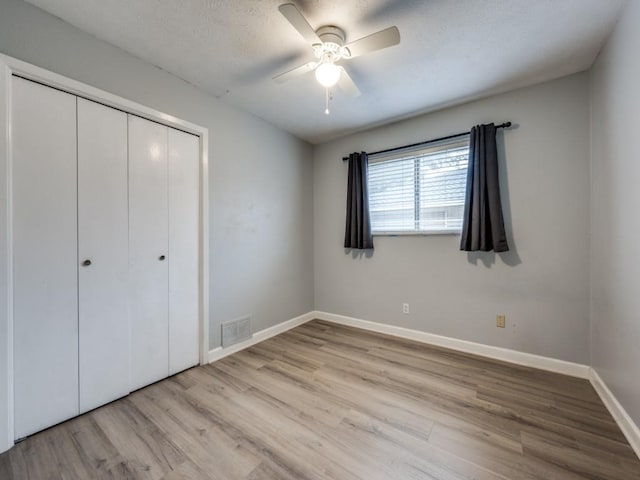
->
[168, 128, 200, 374]
[77, 99, 129, 412]
[128, 115, 169, 391]
[12, 77, 78, 439]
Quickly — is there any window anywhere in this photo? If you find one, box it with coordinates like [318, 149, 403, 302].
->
[368, 137, 470, 234]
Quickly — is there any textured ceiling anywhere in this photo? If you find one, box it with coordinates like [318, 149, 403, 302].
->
[24, 0, 625, 144]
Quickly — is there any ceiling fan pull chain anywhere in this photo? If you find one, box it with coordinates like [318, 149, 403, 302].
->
[325, 87, 330, 115]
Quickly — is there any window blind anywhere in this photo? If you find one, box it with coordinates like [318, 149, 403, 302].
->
[368, 137, 470, 233]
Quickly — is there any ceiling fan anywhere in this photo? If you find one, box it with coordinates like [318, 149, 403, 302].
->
[273, 3, 400, 110]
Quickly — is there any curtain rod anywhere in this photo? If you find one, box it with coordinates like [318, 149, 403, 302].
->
[341, 122, 512, 161]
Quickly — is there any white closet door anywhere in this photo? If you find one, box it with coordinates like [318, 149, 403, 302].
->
[168, 128, 200, 374]
[128, 115, 169, 391]
[12, 77, 78, 438]
[77, 99, 129, 413]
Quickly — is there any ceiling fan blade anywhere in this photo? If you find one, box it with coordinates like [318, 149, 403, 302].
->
[338, 68, 361, 97]
[278, 3, 321, 45]
[344, 26, 400, 58]
[273, 61, 318, 83]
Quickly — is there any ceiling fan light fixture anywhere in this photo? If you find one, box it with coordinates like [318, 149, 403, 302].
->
[315, 63, 341, 88]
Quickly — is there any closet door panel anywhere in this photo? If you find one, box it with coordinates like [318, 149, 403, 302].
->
[128, 115, 169, 391]
[12, 77, 78, 438]
[77, 99, 129, 413]
[168, 129, 200, 374]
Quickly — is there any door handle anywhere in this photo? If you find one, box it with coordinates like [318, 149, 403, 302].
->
[159, 255, 166, 261]
[82, 259, 92, 266]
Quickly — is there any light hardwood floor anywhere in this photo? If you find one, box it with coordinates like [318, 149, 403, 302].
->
[1, 319, 639, 479]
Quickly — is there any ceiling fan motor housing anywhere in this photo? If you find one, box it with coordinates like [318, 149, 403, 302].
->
[316, 26, 345, 46]
[313, 26, 351, 61]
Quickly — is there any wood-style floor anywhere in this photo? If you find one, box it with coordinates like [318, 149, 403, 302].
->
[1, 319, 639, 479]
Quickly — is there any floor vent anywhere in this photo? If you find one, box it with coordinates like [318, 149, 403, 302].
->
[222, 316, 252, 347]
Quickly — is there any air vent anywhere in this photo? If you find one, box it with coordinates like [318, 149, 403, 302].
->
[221, 316, 252, 347]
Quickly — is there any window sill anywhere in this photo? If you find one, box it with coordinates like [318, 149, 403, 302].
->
[373, 230, 461, 237]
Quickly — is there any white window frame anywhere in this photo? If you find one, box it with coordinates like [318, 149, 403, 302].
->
[367, 136, 470, 236]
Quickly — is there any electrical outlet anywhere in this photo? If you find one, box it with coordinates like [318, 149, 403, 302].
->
[496, 314, 506, 328]
[402, 303, 410, 314]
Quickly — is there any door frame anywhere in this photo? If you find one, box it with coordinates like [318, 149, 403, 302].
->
[0, 54, 210, 454]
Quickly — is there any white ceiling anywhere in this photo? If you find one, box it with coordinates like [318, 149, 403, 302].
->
[25, 0, 625, 144]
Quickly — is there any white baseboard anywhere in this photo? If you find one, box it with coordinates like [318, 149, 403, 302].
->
[589, 368, 640, 458]
[313, 311, 591, 379]
[207, 311, 316, 363]
[314, 312, 640, 458]
[208, 310, 590, 379]
[206, 310, 639, 461]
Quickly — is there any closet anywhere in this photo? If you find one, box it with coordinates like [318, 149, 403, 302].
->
[77, 97, 130, 414]
[12, 76, 200, 439]
[128, 115, 200, 391]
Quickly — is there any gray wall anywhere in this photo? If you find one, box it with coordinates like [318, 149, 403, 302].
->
[314, 73, 591, 364]
[590, 0, 640, 424]
[0, 0, 315, 350]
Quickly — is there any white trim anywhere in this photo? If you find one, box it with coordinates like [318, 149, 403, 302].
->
[313, 311, 591, 379]
[315, 311, 640, 458]
[373, 230, 460, 237]
[0, 54, 210, 453]
[0, 55, 204, 137]
[199, 129, 210, 365]
[0, 59, 13, 454]
[589, 368, 640, 459]
[207, 310, 640, 462]
[206, 310, 640, 463]
[207, 312, 316, 363]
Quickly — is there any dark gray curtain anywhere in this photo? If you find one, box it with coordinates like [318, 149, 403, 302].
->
[460, 124, 509, 252]
[344, 152, 374, 250]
